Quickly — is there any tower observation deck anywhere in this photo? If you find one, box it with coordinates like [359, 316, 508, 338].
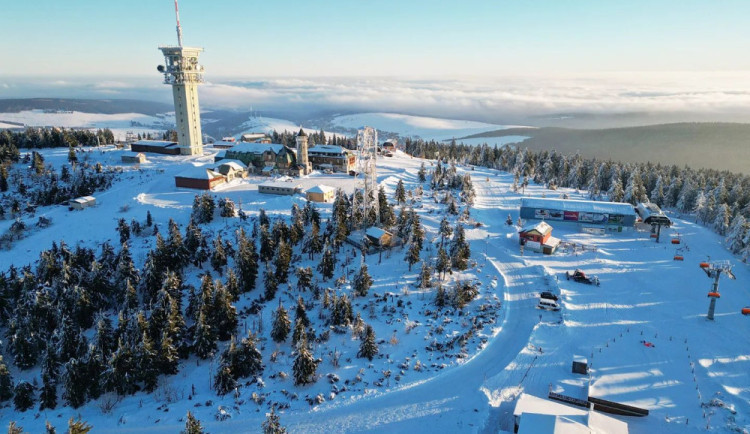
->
[157, 0, 204, 156]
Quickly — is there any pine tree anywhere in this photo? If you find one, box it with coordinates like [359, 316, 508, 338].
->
[146, 210, 153, 227]
[67, 417, 93, 434]
[271, 302, 291, 343]
[274, 240, 292, 284]
[292, 317, 306, 346]
[192, 310, 217, 359]
[159, 330, 180, 375]
[302, 221, 323, 260]
[353, 263, 373, 297]
[450, 223, 470, 271]
[213, 365, 237, 395]
[292, 334, 318, 386]
[317, 245, 336, 280]
[13, 381, 34, 411]
[294, 296, 310, 328]
[62, 358, 88, 408]
[418, 262, 433, 289]
[713, 203, 730, 235]
[264, 266, 278, 301]
[39, 373, 57, 410]
[182, 411, 204, 434]
[295, 267, 313, 292]
[405, 237, 421, 271]
[0, 356, 14, 402]
[235, 229, 259, 293]
[136, 331, 159, 392]
[231, 332, 263, 378]
[395, 179, 406, 204]
[262, 406, 287, 434]
[434, 284, 447, 308]
[435, 247, 450, 280]
[117, 219, 130, 245]
[726, 214, 747, 254]
[211, 236, 228, 275]
[260, 225, 275, 263]
[357, 325, 378, 361]
[418, 163, 426, 183]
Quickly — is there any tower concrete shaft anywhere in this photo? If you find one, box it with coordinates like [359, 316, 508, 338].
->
[159, 46, 204, 156]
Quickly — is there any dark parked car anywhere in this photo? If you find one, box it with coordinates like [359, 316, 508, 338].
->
[540, 291, 558, 301]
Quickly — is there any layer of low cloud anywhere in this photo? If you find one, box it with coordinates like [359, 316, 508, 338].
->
[4, 72, 750, 124]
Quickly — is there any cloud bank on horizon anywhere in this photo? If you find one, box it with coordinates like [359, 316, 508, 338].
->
[3, 72, 750, 124]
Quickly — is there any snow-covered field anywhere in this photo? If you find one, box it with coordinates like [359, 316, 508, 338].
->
[331, 112, 532, 147]
[0, 109, 169, 141]
[237, 116, 340, 142]
[1, 147, 749, 434]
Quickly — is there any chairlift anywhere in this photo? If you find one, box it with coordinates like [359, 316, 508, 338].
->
[699, 262, 710, 269]
[708, 292, 721, 298]
[742, 307, 750, 316]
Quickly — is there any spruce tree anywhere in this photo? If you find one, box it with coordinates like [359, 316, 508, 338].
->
[235, 229, 259, 293]
[183, 411, 204, 434]
[193, 310, 217, 359]
[232, 332, 263, 378]
[295, 267, 313, 292]
[213, 365, 237, 395]
[353, 263, 373, 297]
[418, 163, 426, 183]
[292, 334, 318, 386]
[435, 247, 450, 280]
[405, 238, 421, 271]
[317, 245, 335, 280]
[418, 262, 433, 289]
[294, 296, 310, 328]
[211, 236, 227, 275]
[62, 358, 88, 408]
[357, 325, 378, 361]
[273, 240, 292, 284]
[395, 179, 406, 204]
[39, 373, 57, 410]
[0, 356, 14, 402]
[271, 302, 291, 343]
[435, 284, 447, 308]
[262, 406, 287, 434]
[292, 317, 306, 346]
[13, 381, 34, 411]
[264, 266, 278, 301]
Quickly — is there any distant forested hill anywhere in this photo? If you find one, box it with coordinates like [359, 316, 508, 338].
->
[458, 123, 750, 174]
[0, 98, 172, 116]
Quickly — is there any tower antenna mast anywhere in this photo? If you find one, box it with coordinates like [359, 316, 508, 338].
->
[174, 0, 183, 47]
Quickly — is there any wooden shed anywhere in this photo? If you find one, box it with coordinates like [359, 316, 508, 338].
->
[365, 227, 393, 248]
[520, 221, 553, 245]
[306, 185, 336, 203]
[175, 167, 226, 190]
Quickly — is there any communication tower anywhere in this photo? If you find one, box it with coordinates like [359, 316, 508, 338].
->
[700, 260, 735, 320]
[353, 126, 379, 228]
[157, 0, 205, 156]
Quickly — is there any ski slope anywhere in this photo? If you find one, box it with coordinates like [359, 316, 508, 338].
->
[1, 150, 749, 433]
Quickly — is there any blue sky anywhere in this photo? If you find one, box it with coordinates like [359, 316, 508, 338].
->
[2, 0, 750, 78]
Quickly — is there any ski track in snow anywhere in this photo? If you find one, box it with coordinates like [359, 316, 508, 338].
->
[2, 147, 750, 433]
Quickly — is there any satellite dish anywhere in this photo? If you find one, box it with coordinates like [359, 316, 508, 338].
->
[157, 65, 166, 73]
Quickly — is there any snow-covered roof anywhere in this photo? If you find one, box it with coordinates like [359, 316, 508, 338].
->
[521, 221, 553, 235]
[514, 394, 627, 434]
[176, 166, 223, 180]
[366, 227, 391, 239]
[309, 144, 349, 155]
[132, 140, 177, 148]
[514, 393, 587, 418]
[121, 152, 145, 158]
[212, 140, 236, 147]
[215, 159, 247, 170]
[227, 142, 288, 155]
[306, 185, 336, 194]
[71, 196, 96, 204]
[636, 202, 667, 219]
[259, 181, 301, 189]
[521, 198, 636, 216]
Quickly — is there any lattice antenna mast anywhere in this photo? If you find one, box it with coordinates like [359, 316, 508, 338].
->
[174, 0, 184, 47]
[354, 126, 379, 229]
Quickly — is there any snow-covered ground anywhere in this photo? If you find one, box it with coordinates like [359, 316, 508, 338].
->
[0, 109, 169, 141]
[1, 147, 749, 433]
[237, 116, 340, 142]
[331, 112, 532, 147]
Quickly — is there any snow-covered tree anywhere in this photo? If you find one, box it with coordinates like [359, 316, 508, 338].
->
[271, 302, 291, 343]
[353, 262, 374, 297]
[292, 334, 318, 386]
[726, 214, 747, 254]
[357, 325, 378, 361]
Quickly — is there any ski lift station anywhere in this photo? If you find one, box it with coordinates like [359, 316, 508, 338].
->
[635, 202, 672, 226]
[519, 198, 637, 230]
